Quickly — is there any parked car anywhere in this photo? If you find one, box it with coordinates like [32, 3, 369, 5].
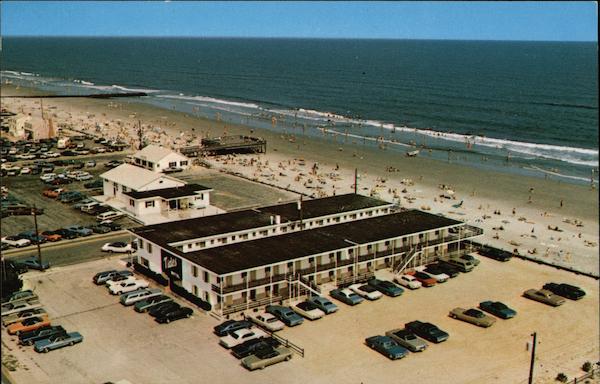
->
[50, 177, 72, 185]
[108, 279, 149, 295]
[416, 266, 449, 283]
[2, 308, 47, 326]
[454, 254, 481, 266]
[106, 275, 136, 287]
[99, 222, 122, 231]
[231, 337, 281, 359]
[53, 228, 79, 239]
[19, 325, 66, 346]
[478, 246, 512, 262]
[94, 270, 133, 285]
[88, 224, 111, 234]
[96, 211, 124, 221]
[292, 301, 325, 320]
[266, 305, 304, 327]
[39, 173, 56, 182]
[148, 301, 181, 318]
[405, 321, 449, 343]
[65, 225, 93, 237]
[1, 301, 43, 317]
[449, 307, 496, 328]
[120, 288, 162, 306]
[1, 236, 31, 248]
[385, 328, 428, 352]
[368, 278, 404, 297]
[7, 316, 51, 335]
[241, 345, 293, 371]
[219, 327, 268, 349]
[523, 289, 566, 306]
[2, 290, 37, 304]
[105, 160, 123, 168]
[429, 262, 459, 278]
[83, 180, 103, 189]
[101, 242, 134, 253]
[306, 296, 338, 314]
[42, 187, 66, 198]
[85, 160, 96, 167]
[330, 288, 364, 306]
[248, 312, 285, 332]
[14, 257, 50, 271]
[17, 231, 47, 245]
[478, 301, 517, 319]
[40, 230, 62, 242]
[155, 306, 193, 323]
[394, 274, 423, 289]
[34, 332, 83, 353]
[365, 335, 409, 360]
[349, 283, 383, 300]
[542, 283, 586, 300]
[411, 271, 437, 287]
[134, 295, 173, 313]
[213, 320, 253, 337]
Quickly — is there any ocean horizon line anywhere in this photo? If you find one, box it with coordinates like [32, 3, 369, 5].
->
[1, 35, 598, 43]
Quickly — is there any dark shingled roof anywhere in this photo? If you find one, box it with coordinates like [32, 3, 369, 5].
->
[130, 193, 392, 246]
[123, 184, 212, 200]
[173, 210, 461, 275]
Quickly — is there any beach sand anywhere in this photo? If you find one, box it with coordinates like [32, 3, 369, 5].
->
[2, 85, 598, 275]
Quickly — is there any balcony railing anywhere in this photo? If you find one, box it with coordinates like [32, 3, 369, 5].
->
[221, 294, 288, 316]
[211, 225, 483, 294]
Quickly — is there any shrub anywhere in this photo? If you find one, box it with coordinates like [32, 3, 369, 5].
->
[582, 361, 593, 372]
[555, 373, 568, 383]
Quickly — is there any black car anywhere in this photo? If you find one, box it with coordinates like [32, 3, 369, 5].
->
[478, 246, 512, 261]
[53, 228, 79, 239]
[542, 283, 586, 300]
[19, 326, 66, 346]
[424, 264, 457, 279]
[50, 178, 72, 185]
[231, 337, 281, 359]
[405, 320, 449, 343]
[148, 302, 181, 318]
[5, 260, 28, 275]
[155, 307, 193, 324]
[88, 225, 111, 234]
[101, 222, 122, 231]
[430, 262, 460, 278]
[83, 180, 103, 189]
[213, 319, 253, 337]
[17, 231, 47, 245]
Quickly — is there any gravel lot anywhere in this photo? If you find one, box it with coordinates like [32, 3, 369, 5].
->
[2, 255, 598, 384]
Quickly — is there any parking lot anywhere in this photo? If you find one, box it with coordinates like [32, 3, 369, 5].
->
[2, 254, 598, 384]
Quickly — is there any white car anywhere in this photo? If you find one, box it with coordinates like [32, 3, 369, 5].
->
[45, 152, 60, 158]
[105, 275, 137, 288]
[219, 327, 267, 349]
[20, 167, 31, 175]
[40, 173, 57, 182]
[349, 283, 383, 300]
[415, 266, 449, 283]
[394, 274, 422, 289]
[1, 236, 32, 248]
[75, 173, 93, 181]
[101, 242, 134, 253]
[248, 312, 285, 332]
[108, 279, 149, 295]
[292, 301, 325, 320]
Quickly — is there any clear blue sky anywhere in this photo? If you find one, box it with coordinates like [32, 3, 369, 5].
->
[1, 1, 597, 41]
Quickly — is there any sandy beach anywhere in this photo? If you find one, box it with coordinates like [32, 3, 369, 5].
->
[2, 84, 598, 275]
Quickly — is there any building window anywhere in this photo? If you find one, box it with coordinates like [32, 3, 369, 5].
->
[203, 271, 209, 282]
[145, 201, 155, 208]
[204, 292, 210, 302]
[192, 265, 198, 277]
[138, 239, 144, 249]
[169, 161, 177, 167]
[200, 241, 206, 248]
[241, 272, 247, 279]
[187, 244, 192, 250]
[192, 285, 199, 296]
[140, 257, 149, 267]
[180, 161, 188, 166]
[265, 266, 271, 274]
[367, 244, 372, 250]
[147, 243, 153, 253]
[241, 234, 249, 240]
[385, 241, 390, 246]
[260, 230, 268, 236]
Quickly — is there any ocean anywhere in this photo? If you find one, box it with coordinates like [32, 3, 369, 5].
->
[1, 37, 598, 184]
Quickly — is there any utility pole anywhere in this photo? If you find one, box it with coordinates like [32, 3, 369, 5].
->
[354, 168, 358, 194]
[32, 205, 42, 268]
[137, 120, 143, 150]
[528, 332, 537, 384]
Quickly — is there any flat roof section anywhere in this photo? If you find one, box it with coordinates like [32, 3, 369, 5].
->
[177, 210, 462, 275]
[130, 193, 391, 246]
[123, 184, 212, 200]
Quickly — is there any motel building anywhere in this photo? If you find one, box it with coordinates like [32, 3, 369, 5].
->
[129, 194, 483, 317]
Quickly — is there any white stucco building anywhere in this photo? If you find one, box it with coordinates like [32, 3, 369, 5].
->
[99, 163, 218, 224]
[131, 145, 190, 173]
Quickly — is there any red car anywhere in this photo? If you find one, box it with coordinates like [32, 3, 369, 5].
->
[410, 271, 437, 287]
[41, 231, 62, 242]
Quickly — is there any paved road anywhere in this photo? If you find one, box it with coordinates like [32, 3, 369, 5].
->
[2, 231, 133, 267]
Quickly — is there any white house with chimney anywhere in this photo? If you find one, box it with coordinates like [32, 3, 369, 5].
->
[131, 144, 190, 173]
